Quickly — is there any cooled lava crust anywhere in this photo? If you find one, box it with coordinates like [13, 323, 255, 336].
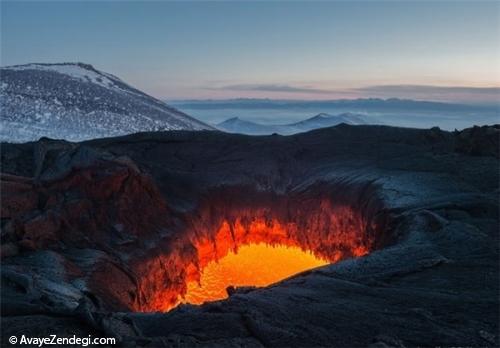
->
[1, 124, 499, 347]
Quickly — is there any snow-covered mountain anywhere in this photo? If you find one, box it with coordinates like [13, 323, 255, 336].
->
[0, 63, 214, 142]
[217, 112, 372, 135]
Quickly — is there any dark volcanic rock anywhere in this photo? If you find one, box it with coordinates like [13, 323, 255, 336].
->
[1, 124, 499, 347]
[454, 124, 500, 158]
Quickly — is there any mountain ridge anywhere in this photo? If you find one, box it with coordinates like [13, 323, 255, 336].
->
[216, 112, 373, 135]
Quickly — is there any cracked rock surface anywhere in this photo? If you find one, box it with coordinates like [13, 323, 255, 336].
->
[1, 124, 499, 347]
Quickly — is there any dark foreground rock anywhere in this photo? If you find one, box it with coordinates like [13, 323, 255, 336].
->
[1, 124, 499, 347]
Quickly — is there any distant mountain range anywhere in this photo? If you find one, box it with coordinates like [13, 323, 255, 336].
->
[171, 97, 499, 131]
[217, 112, 373, 135]
[0, 62, 214, 142]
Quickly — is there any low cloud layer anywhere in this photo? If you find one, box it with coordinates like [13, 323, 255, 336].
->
[211, 83, 333, 94]
[210, 83, 499, 104]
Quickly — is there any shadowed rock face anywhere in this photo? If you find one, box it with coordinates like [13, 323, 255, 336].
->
[1, 124, 499, 347]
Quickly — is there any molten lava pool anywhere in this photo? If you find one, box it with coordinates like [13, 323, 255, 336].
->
[145, 208, 374, 312]
[179, 243, 329, 306]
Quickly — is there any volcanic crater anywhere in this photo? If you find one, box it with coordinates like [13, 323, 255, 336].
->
[138, 183, 391, 312]
[1, 124, 498, 347]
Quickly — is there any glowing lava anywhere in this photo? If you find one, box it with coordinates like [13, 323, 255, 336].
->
[139, 202, 377, 313]
[180, 243, 329, 306]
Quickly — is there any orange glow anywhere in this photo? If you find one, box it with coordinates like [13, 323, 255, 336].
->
[180, 243, 328, 305]
[138, 203, 375, 313]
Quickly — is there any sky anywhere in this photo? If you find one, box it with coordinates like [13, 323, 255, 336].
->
[1, 1, 499, 103]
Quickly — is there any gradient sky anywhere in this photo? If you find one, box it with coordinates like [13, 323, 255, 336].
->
[1, 1, 499, 103]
